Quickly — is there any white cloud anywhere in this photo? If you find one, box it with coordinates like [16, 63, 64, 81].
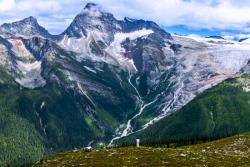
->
[92, 0, 250, 30]
[0, 0, 15, 12]
[0, 0, 250, 34]
[16, 0, 61, 13]
[223, 33, 250, 41]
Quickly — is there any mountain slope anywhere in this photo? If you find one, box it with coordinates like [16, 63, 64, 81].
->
[117, 74, 250, 143]
[0, 62, 137, 166]
[32, 131, 250, 167]
[0, 36, 138, 166]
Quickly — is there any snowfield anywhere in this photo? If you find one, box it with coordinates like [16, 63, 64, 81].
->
[105, 29, 154, 71]
[59, 29, 153, 72]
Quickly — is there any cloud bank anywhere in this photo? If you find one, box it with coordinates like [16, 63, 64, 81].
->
[0, 0, 250, 34]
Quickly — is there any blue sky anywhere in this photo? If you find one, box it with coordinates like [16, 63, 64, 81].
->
[164, 25, 250, 38]
[1, 0, 250, 38]
[165, 25, 221, 37]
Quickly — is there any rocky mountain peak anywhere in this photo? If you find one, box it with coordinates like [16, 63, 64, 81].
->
[20, 16, 38, 25]
[84, 2, 100, 10]
[81, 2, 102, 16]
[62, 3, 119, 39]
[0, 16, 53, 39]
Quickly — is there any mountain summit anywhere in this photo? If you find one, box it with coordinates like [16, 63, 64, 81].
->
[0, 16, 53, 38]
[84, 2, 100, 10]
[62, 3, 120, 39]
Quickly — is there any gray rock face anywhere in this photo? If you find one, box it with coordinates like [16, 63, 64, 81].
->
[0, 16, 55, 39]
[23, 37, 57, 60]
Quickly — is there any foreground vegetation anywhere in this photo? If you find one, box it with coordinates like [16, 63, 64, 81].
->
[32, 132, 250, 167]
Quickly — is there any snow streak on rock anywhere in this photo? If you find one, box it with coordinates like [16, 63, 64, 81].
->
[109, 72, 158, 145]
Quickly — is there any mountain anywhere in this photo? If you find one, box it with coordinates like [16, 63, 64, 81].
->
[117, 74, 250, 143]
[61, 3, 170, 40]
[32, 131, 250, 167]
[0, 16, 55, 39]
[1, 2, 250, 166]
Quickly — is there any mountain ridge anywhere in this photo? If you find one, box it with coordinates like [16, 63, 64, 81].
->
[0, 16, 54, 39]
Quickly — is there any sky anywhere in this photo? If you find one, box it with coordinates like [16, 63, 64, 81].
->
[1, 0, 250, 38]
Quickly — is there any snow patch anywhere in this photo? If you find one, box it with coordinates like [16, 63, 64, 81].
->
[59, 29, 153, 73]
[84, 66, 97, 74]
[76, 81, 96, 107]
[40, 101, 46, 110]
[105, 28, 153, 71]
[240, 38, 250, 44]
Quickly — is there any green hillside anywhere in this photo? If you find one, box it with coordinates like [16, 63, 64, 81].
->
[0, 61, 137, 166]
[32, 132, 250, 167]
[118, 74, 250, 143]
